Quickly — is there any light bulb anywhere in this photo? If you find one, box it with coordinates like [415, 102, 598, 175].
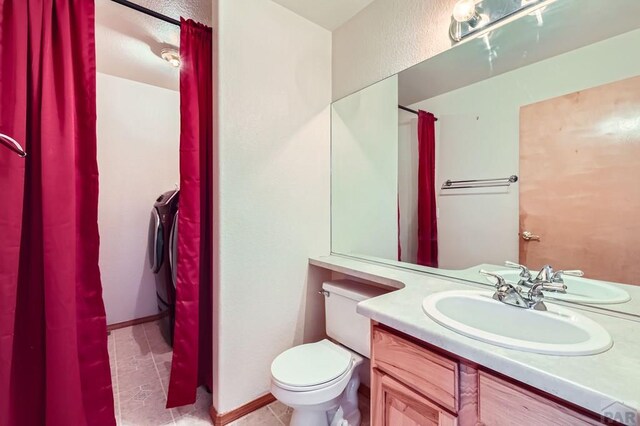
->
[453, 0, 477, 23]
[161, 48, 181, 68]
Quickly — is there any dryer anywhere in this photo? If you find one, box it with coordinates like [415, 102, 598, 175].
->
[148, 189, 179, 346]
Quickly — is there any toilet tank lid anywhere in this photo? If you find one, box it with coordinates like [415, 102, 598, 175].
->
[322, 280, 389, 302]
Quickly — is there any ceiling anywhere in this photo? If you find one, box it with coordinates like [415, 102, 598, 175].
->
[95, 0, 371, 90]
[271, 0, 375, 31]
[95, 0, 212, 91]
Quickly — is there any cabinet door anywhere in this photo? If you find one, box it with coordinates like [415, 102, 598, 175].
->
[372, 369, 457, 426]
[372, 326, 459, 413]
[478, 371, 602, 425]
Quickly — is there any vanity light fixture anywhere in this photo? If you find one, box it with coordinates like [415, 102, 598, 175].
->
[161, 48, 181, 68]
[450, 0, 487, 41]
[449, 0, 551, 42]
[452, 0, 481, 24]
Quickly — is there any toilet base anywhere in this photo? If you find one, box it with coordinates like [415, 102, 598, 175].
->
[289, 405, 361, 426]
[288, 372, 361, 426]
[288, 406, 362, 426]
[290, 409, 331, 426]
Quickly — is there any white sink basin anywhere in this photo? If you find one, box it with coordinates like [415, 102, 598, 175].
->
[423, 290, 612, 356]
[485, 270, 630, 305]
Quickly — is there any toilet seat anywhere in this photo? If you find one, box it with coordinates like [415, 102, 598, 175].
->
[271, 340, 353, 392]
[272, 360, 353, 392]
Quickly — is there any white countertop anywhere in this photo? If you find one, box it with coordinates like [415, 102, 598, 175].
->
[310, 254, 640, 424]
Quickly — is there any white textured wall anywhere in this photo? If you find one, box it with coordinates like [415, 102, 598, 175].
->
[97, 72, 180, 325]
[399, 29, 640, 269]
[332, 0, 457, 100]
[332, 76, 399, 260]
[216, 0, 332, 413]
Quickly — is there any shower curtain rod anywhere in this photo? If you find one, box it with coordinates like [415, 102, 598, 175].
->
[398, 105, 438, 121]
[110, 0, 181, 26]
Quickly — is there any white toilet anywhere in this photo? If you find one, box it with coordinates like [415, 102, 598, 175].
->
[270, 280, 387, 426]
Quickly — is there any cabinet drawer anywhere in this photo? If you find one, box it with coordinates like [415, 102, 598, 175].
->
[372, 326, 459, 413]
[478, 371, 602, 425]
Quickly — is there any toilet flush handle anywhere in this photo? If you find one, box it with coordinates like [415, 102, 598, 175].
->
[318, 290, 330, 297]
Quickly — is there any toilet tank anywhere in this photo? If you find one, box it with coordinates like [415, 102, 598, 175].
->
[323, 280, 389, 358]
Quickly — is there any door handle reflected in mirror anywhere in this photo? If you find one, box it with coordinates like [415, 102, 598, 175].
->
[521, 231, 541, 242]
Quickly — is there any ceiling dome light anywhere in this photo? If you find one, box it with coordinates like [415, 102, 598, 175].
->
[453, 0, 478, 23]
[161, 48, 181, 68]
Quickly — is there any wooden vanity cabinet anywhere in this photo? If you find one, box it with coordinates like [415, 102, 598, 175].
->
[370, 324, 606, 426]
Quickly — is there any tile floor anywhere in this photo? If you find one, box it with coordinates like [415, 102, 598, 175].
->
[108, 320, 370, 425]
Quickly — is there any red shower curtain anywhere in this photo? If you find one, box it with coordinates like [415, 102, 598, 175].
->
[0, 1, 115, 425]
[416, 111, 439, 267]
[167, 18, 214, 408]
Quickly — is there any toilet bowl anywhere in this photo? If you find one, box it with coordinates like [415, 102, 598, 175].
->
[270, 280, 389, 426]
[271, 339, 363, 426]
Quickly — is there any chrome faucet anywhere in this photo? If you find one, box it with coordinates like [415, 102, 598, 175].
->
[504, 262, 584, 294]
[534, 264, 554, 282]
[531, 265, 585, 293]
[532, 265, 566, 292]
[479, 270, 548, 311]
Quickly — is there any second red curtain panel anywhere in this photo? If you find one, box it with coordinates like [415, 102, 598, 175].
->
[167, 18, 214, 408]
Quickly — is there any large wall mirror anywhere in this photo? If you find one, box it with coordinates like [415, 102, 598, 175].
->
[331, 0, 640, 318]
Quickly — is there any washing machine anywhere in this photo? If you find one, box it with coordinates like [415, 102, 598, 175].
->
[148, 189, 179, 346]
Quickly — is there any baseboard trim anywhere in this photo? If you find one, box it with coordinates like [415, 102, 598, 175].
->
[106, 312, 167, 331]
[209, 393, 276, 426]
[208, 385, 369, 425]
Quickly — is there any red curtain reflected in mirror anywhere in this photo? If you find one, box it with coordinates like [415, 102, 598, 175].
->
[416, 111, 439, 268]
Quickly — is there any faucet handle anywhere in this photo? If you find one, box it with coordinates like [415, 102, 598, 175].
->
[549, 269, 583, 288]
[504, 261, 531, 279]
[540, 282, 568, 293]
[555, 270, 584, 278]
[479, 269, 507, 288]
